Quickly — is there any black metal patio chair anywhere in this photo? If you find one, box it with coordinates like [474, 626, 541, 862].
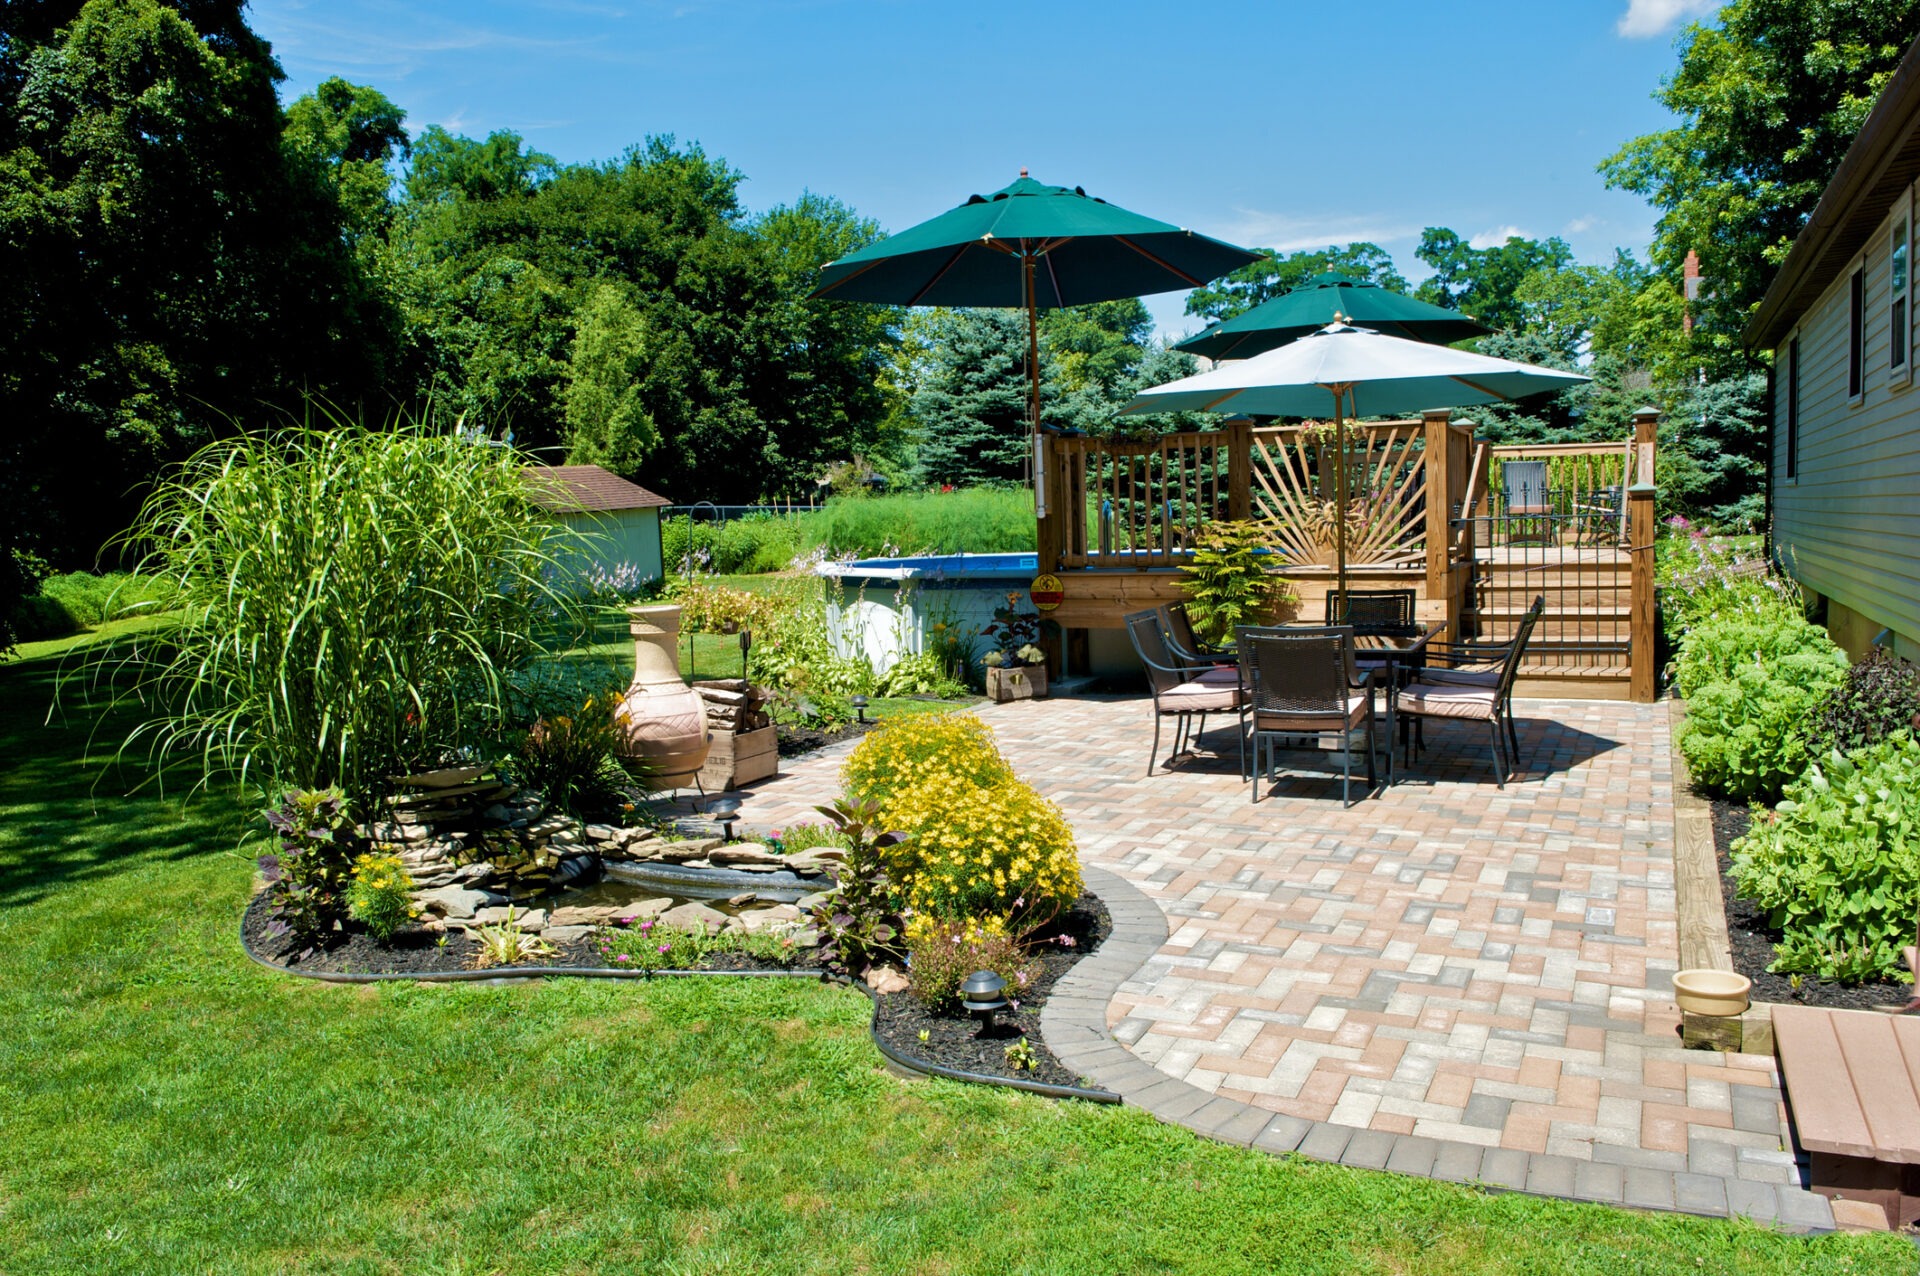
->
[1237, 625, 1383, 807]
[1124, 608, 1245, 775]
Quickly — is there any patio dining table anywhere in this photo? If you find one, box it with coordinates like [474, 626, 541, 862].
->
[1212, 622, 1440, 788]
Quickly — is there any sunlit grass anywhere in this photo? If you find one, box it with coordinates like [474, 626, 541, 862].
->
[0, 646, 1908, 1273]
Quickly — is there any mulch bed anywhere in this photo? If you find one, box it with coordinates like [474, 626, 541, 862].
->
[1708, 796, 1914, 1011]
[867, 891, 1112, 1092]
[775, 716, 878, 759]
[243, 879, 1115, 1095]
[239, 891, 822, 977]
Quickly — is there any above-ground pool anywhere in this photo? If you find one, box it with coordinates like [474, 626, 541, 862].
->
[817, 552, 1042, 675]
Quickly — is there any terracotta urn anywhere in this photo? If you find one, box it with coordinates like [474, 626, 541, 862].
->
[615, 604, 711, 788]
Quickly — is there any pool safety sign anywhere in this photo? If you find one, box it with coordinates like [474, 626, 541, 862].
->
[1029, 574, 1064, 611]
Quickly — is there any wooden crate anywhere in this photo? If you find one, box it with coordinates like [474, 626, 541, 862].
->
[697, 725, 778, 790]
[986, 664, 1048, 702]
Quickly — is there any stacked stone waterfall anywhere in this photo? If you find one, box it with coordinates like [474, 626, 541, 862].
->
[368, 766, 839, 945]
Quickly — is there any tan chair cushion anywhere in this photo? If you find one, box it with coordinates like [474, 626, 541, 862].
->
[1400, 683, 1498, 720]
[1420, 666, 1500, 688]
[1195, 666, 1240, 686]
[1253, 693, 1370, 732]
[1161, 678, 1243, 713]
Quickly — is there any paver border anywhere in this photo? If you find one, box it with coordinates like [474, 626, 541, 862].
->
[1043, 862, 1836, 1232]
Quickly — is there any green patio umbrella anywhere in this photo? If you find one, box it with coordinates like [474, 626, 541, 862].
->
[1175, 273, 1490, 362]
[812, 173, 1263, 458]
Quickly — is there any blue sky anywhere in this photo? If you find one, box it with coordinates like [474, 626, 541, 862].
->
[250, 0, 1716, 339]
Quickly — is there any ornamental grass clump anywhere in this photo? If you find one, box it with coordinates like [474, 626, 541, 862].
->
[1731, 733, 1920, 983]
[511, 694, 632, 816]
[880, 770, 1081, 934]
[903, 914, 1036, 1011]
[115, 420, 582, 814]
[841, 712, 1013, 804]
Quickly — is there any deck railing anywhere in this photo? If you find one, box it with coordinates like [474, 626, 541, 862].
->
[1036, 407, 1662, 700]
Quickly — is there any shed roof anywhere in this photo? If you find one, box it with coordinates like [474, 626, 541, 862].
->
[523, 465, 670, 513]
[1747, 32, 1920, 350]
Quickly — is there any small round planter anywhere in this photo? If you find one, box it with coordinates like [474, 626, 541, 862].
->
[1673, 968, 1752, 1017]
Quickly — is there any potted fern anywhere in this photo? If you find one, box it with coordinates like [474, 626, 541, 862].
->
[1179, 520, 1296, 646]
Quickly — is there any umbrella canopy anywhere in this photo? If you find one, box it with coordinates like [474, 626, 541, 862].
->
[812, 174, 1263, 482]
[1122, 323, 1589, 609]
[1174, 274, 1491, 361]
[813, 175, 1263, 308]
[1123, 322, 1587, 419]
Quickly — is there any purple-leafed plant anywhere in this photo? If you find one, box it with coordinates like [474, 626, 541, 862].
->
[259, 787, 360, 958]
[1811, 648, 1920, 757]
[807, 796, 906, 980]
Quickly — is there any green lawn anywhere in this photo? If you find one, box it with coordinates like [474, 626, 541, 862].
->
[0, 646, 1909, 1273]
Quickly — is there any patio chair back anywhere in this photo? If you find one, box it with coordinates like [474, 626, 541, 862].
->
[1324, 589, 1415, 632]
[1161, 601, 1210, 670]
[1493, 595, 1546, 700]
[1502, 459, 1550, 516]
[1124, 609, 1187, 697]
[1239, 626, 1355, 721]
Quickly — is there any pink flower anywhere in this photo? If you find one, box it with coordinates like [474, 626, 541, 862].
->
[615, 954, 630, 963]
[658, 944, 671, 954]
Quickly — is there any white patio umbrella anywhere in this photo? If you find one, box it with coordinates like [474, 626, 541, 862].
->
[1119, 323, 1589, 609]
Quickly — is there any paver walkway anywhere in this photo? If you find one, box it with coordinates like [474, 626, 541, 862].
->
[728, 694, 1832, 1229]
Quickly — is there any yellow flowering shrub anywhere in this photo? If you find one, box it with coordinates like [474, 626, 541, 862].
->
[882, 771, 1081, 931]
[841, 712, 1012, 804]
[347, 850, 417, 944]
[903, 913, 1036, 1011]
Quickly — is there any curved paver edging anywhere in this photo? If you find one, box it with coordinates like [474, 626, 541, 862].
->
[1039, 865, 1837, 1234]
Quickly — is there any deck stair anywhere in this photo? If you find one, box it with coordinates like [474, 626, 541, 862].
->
[1772, 1003, 1920, 1227]
[1465, 550, 1634, 699]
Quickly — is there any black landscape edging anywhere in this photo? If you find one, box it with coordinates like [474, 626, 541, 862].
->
[240, 935, 822, 985]
[854, 981, 1121, 1104]
[240, 889, 1122, 1102]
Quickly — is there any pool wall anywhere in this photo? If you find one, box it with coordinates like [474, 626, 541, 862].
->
[816, 553, 1041, 676]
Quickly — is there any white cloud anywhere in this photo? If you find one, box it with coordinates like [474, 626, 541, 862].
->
[1616, 0, 1719, 39]
[1205, 208, 1419, 253]
[1564, 215, 1598, 235]
[1469, 225, 1527, 249]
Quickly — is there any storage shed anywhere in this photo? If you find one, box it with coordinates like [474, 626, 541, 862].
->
[523, 465, 670, 592]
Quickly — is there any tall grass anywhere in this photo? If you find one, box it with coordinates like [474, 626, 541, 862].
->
[111, 423, 581, 813]
[799, 487, 1035, 559]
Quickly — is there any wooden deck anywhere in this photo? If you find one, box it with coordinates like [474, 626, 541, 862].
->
[1773, 1003, 1920, 1226]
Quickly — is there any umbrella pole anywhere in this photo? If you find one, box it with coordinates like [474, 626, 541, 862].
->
[1333, 385, 1349, 623]
[1024, 251, 1041, 485]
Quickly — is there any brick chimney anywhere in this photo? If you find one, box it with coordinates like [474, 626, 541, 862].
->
[1682, 250, 1701, 335]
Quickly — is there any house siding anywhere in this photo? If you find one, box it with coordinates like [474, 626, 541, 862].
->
[1773, 194, 1920, 659]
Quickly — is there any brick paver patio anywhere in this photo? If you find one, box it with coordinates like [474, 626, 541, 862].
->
[727, 694, 1832, 1228]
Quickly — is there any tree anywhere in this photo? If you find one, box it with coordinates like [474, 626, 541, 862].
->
[1601, 0, 1920, 369]
[1185, 242, 1408, 324]
[908, 308, 1032, 487]
[1661, 372, 1770, 526]
[1414, 229, 1575, 333]
[406, 126, 555, 203]
[283, 76, 409, 242]
[0, 0, 390, 620]
[563, 283, 659, 474]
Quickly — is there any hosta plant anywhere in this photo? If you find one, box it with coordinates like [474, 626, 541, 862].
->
[1731, 734, 1920, 983]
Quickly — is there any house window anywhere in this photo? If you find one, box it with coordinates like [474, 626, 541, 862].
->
[1894, 215, 1910, 372]
[1849, 269, 1865, 399]
[1787, 335, 1799, 479]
